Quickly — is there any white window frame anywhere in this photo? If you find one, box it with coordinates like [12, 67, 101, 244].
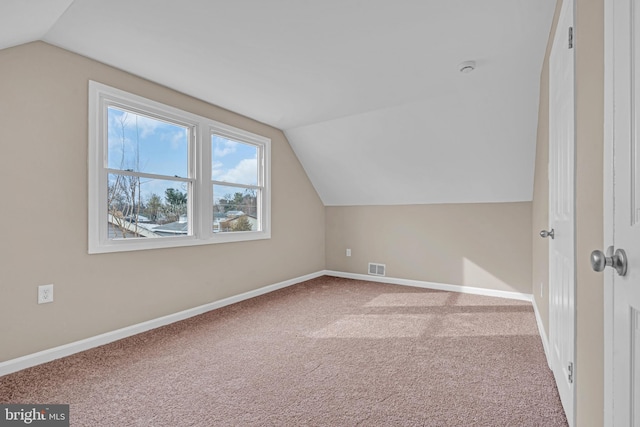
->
[88, 81, 271, 254]
[210, 129, 267, 235]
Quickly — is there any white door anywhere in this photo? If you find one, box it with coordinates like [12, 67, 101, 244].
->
[604, 0, 640, 424]
[548, 0, 576, 424]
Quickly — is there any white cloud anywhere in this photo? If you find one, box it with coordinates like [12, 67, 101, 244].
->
[213, 159, 257, 185]
[108, 111, 160, 147]
[110, 109, 171, 139]
[214, 139, 237, 157]
[170, 130, 187, 150]
[212, 161, 224, 179]
[128, 114, 163, 138]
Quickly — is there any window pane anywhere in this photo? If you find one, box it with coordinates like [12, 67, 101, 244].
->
[108, 173, 190, 238]
[213, 184, 258, 233]
[108, 107, 189, 178]
[212, 135, 258, 185]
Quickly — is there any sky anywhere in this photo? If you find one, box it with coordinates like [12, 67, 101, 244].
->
[107, 106, 259, 205]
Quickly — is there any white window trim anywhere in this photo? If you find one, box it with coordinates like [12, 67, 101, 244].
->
[88, 81, 271, 254]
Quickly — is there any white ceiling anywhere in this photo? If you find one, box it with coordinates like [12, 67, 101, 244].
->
[1, 0, 556, 205]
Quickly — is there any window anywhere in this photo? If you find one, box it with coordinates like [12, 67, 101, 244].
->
[89, 81, 270, 253]
[212, 136, 263, 233]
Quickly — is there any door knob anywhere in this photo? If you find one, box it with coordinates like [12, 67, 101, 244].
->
[540, 229, 555, 239]
[590, 246, 627, 276]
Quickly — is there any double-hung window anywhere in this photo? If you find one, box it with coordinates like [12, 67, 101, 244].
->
[89, 81, 270, 253]
[211, 133, 265, 234]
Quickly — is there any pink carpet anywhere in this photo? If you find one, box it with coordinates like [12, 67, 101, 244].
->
[0, 276, 567, 426]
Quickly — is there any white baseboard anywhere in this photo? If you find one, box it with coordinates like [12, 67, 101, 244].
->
[532, 296, 551, 368]
[324, 270, 533, 302]
[0, 271, 325, 377]
[1, 270, 539, 377]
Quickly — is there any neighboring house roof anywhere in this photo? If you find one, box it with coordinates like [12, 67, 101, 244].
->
[153, 220, 189, 236]
[108, 214, 160, 238]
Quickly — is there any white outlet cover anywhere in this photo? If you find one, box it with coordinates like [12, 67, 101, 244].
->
[38, 284, 54, 304]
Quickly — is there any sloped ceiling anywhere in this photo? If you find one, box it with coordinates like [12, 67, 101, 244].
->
[0, 0, 556, 205]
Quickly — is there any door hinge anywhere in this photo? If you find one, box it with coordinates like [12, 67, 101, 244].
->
[568, 27, 574, 49]
[567, 362, 574, 383]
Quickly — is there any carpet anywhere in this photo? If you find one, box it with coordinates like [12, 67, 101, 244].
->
[0, 276, 567, 426]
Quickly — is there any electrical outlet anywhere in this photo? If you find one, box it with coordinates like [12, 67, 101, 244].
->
[346, 248, 351, 257]
[38, 284, 54, 304]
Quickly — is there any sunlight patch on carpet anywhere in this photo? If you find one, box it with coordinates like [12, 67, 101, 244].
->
[365, 293, 451, 307]
[310, 314, 433, 338]
[434, 313, 539, 337]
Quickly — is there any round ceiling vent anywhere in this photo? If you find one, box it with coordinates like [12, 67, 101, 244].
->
[458, 61, 476, 73]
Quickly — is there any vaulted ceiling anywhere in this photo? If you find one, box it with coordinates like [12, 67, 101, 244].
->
[1, 0, 556, 205]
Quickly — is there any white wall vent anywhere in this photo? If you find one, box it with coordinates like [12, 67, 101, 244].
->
[368, 262, 386, 276]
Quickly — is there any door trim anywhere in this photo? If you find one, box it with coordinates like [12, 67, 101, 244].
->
[603, 0, 617, 423]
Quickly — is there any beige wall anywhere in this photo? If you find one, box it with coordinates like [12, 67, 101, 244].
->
[326, 203, 532, 294]
[0, 42, 325, 362]
[532, 0, 605, 425]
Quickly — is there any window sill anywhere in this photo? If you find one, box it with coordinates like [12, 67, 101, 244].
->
[88, 231, 271, 254]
